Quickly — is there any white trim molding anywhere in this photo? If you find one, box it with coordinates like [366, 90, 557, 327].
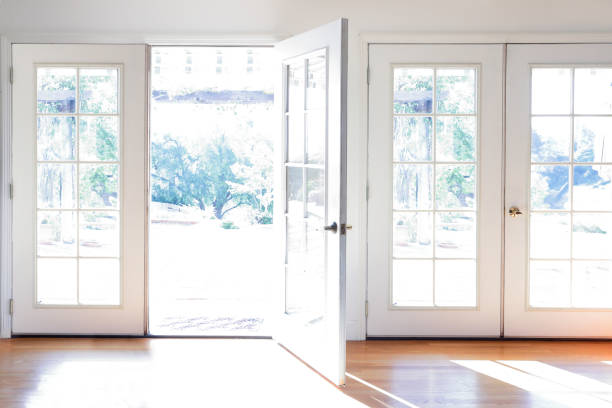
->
[0, 32, 282, 46]
[0, 35, 13, 338]
[360, 31, 612, 45]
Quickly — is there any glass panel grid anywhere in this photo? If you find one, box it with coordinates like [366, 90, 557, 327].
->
[36, 66, 121, 306]
[283, 49, 327, 316]
[529, 67, 612, 309]
[392, 66, 478, 308]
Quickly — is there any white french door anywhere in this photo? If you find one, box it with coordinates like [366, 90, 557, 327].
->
[12, 44, 146, 334]
[505, 44, 612, 337]
[367, 44, 504, 337]
[274, 19, 348, 385]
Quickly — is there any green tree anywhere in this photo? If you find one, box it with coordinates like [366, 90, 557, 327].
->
[151, 135, 206, 208]
[202, 136, 251, 219]
[151, 135, 255, 220]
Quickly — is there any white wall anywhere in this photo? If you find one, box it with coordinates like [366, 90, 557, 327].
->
[1, 0, 611, 340]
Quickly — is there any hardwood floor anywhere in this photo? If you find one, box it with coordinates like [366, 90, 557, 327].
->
[2, 338, 612, 407]
[346, 340, 612, 408]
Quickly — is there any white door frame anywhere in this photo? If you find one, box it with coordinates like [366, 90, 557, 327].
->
[4, 33, 612, 339]
[358, 32, 612, 340]
[366, 43, 504, 337]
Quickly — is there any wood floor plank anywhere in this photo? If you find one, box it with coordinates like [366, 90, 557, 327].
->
[345, 340, 612, 408]
[2, 338, 612, 407]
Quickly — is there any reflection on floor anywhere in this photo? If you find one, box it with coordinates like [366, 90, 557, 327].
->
[3, 339, 612, 407]
[346, 340, 612, 408]
[0, 338, 363, 408]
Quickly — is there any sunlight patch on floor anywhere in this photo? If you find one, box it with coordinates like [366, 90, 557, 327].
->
[25, 340, 367, 408]
[452, 359, 612, 408]
[346, 372, 422, 408]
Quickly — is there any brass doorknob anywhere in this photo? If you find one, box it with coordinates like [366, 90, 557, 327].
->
[341, 224, 352, 234]
[508, 207, 523, 217]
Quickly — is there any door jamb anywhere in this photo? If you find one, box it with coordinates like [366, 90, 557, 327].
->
[0, 36, 12, 338]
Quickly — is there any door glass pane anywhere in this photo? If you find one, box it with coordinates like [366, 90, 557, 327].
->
[531, 68, 571, 114]
[435, 164, 476, 210]
[393, 212, 433, 258]
[79, 68, 118, 114]
[286, 219, 305, 269]
[37, 116, 76, 161]
[394, 116, 432, 162]
[287, 113, 304, 163]
[529, 67, 612, 309]
[435, 212, 476, 259]
[393, 68, 433, 114]
[573, 165, 612, 210]
[530, 165, 569, 210]
[37, 258, 78, 305]
[306, 51, 326, 110]
[37, 211, 77, 257]
[435, 260, 476, 307]
[574, 117, 612, 163]
[573, 213, 612, 259]
[79, 259, 120, 305]
[284, 50, 327, 319]
[37, 67, 76, 113]
[574, 68, 612, 114]
[436, 116, 476, 162]
[79, 117, 119, 161]
[37, 163, 77, 209]
[305, 113, 325, 165]
[286, 166, 303, 216]
[287, 62, 304, 113]
[393, 164, 433, 210]
[35, 66, 121, 306]
[572, 261, 612, 308]
[285, 267, 309, 315]
[531, 117, 571, 162]
[393, 260, 433, 306]
[530, 261, 571, 308]
[306, 168, 325, 218]
[79, 211, 120, 257]
[79, 164, 119, 209]
[530, 213, 570, 259]
[391, 66, 478, 308]
[436, 69, 476, 114]
[305, 218, 325, 313]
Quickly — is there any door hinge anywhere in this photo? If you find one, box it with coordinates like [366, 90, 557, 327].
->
[9, 183, 13, 200]
[9, 299, 13, 316]
[366, 65, 370, 85]
[366, 183, 370, 201]
[365, 300, 369, 318]
[9, 66, 13, 85]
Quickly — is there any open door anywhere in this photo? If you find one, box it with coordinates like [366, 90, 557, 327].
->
[274, 19, 348, 386]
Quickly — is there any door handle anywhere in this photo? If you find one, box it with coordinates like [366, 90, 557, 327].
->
[323, 222, 338, 233]
[508, 207, 523, 217]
